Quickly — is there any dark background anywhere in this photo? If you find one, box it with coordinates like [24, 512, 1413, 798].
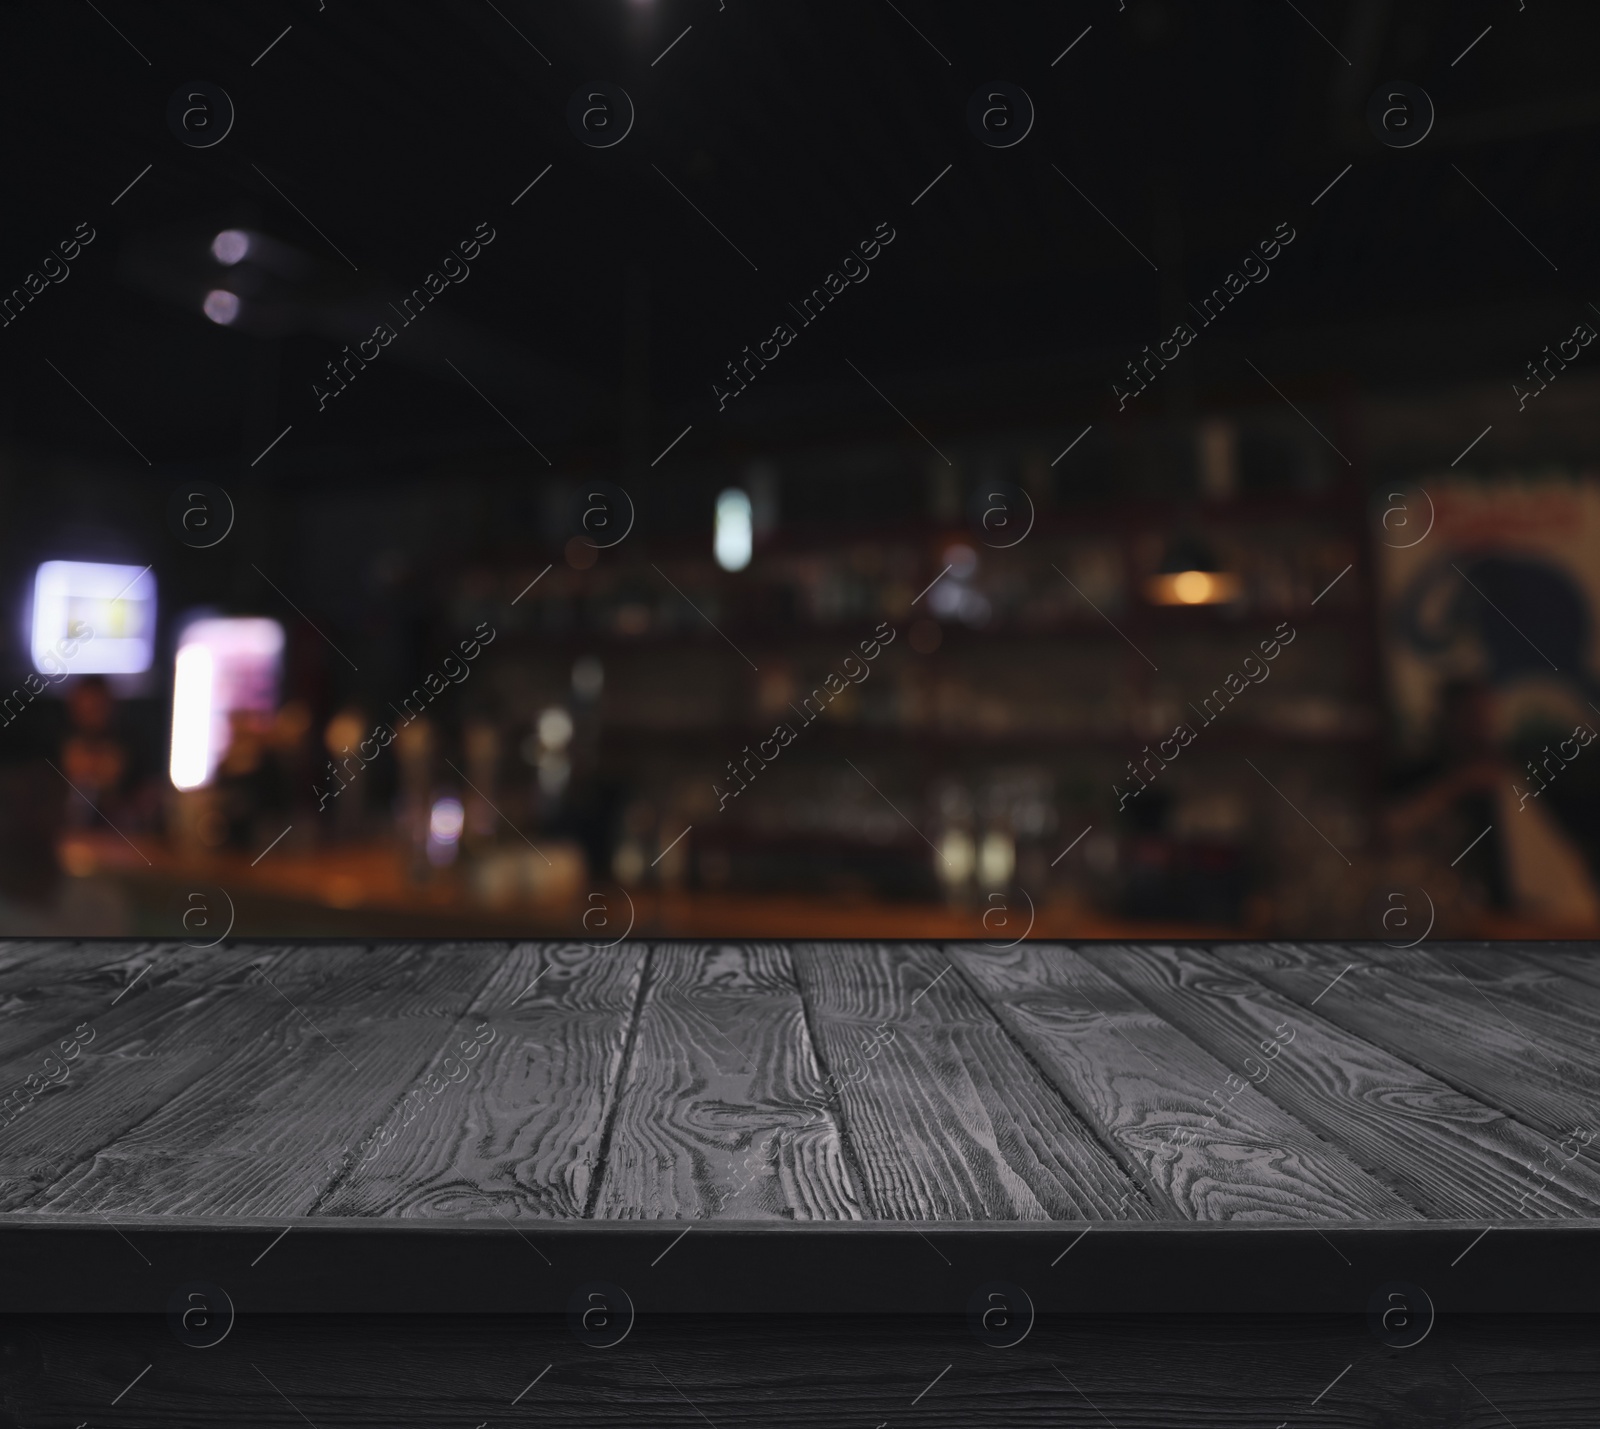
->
[0, 0, 1597, 939]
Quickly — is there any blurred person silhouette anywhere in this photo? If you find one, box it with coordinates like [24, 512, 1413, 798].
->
[59, 675, 127, 829]
[1385, 679, 1511, 914]
[1385, 681, 1600, 928]
[1499, 708, 1600, 927]
[0, 762, 65, 932]
[214, 709, 290, 849]
[1120, 786, 1174, 917]
[1392, 558, 1600, 926]
[269, 700, 316, 815]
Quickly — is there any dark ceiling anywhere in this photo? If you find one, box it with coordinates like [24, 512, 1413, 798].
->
[0, 0, 1596, 485]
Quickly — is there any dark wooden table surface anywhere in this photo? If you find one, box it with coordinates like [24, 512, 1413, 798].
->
[7, 937, 1600, 1223]
[3, 939, 1598, 1427]
[2, 938, 1599, 1313]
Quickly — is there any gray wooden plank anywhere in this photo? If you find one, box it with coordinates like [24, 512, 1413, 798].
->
[33, 941, 503, 1217]
[1085, 943, 1600, 1219]
[0, 940, 242, 1067]
[793, 941, 1155, 1221]
[1392, 942, 1600, 995]
[18, 1311, 1600, 1429]
[1517, 942, 1600, 991]
[1408, 943, 1600, 1091]
[0, 942, 290, 1210]
[0, 939, 82, 979]
[591, 942, 862, 1220]
[1214, 943, 1600, 1149]
[951, 943, 1421, 1221]
[0, 940, 172, 1005]
[319, 941, 646, 1219]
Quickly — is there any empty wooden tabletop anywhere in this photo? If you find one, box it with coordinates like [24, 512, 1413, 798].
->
[2, 940, 1598, 1225]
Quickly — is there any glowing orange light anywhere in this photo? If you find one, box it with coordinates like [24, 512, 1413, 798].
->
[1145, 570, 1242, 607]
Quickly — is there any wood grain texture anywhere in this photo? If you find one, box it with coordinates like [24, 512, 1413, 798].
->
[0, 942, 279, 1210]
[0, 939, 78, 980]
[1407, 944, 1600, 1091]
[792, 941, 1155, 1221]
[34, 942, 503, 1217]
[591, 942, 862, 1220]
[0, 940, 191, 1004]
[0, 940, 1598, 1228]
[1214, 943, 1600, 1149]
[951, 944, 1421, 1221]
[9, 1312, 1600, 1429]
[321, 941, 647, 1219]
[0, 940, 233, 1066]
[1519, 943, 1600, 991]
[1085, 943, 1600, 1218]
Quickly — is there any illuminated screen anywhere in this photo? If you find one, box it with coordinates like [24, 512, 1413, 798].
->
[169, 617, 284, 790]
[30, 560, 157, 676]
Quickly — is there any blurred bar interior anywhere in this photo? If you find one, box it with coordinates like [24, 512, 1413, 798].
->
[7, 404, 1599, 940]
[2, 1, 1597, 942]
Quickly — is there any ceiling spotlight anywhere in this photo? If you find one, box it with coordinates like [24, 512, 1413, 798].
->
[211, 229, 250, 265]
[202, 289, 240, 325]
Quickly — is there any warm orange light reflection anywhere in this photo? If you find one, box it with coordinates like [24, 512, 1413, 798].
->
[1145, 569, 1242, 606]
